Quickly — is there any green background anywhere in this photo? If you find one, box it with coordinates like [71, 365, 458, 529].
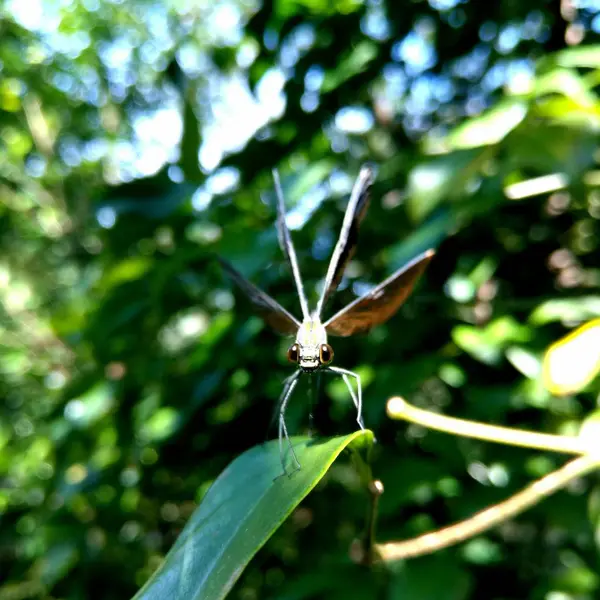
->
[2, 1, 600, 598]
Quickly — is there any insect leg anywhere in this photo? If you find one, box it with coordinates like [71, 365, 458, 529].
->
[307, 372, 322, 437]
[266, 371, 300, 441]
[327, 366, 364, 430]
[307, 373, 314, 437]
[278, 370, 302, 475]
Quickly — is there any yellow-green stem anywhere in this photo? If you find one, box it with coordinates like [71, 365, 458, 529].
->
[387, 397, 589, 455]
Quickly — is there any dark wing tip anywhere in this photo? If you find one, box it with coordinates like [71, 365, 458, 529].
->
[324, 248, 435, 337]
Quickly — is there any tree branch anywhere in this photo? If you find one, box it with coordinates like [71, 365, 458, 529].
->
[376, 454, 600, 561]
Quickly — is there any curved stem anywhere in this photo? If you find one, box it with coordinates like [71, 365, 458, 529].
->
[377, 454, 600, 562]
[365, 479, 384, 564]
[387, 396, 588, 455]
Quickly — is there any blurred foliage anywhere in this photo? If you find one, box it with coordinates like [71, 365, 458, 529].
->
[2, 0, 600, 599]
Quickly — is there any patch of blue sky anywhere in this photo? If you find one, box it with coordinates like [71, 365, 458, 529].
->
[177, 43, 213, 77]
[431, 74, 456, 103]
[301, 92, 319, 113]
[99, 36, 134, 70]
[192, 188, 213, 212]
[335, 107, 374, 134]
[452, 45, 490, 81]
[405, 79, 437, 116]
[575, 0, 600, 9]
[99, 105, 182, 183]
[210, 2, 244, 47]
[280, 24, 315, 70]
[522, 11, 546, 40]
[496, 23, 522, 55]
[361, 7, 390, 41]
[479, 22, 497, 43]
[383, 64, 408, 96]
[205, 167, 240, 195]
[392, 31, 437, 76]
[200, 68, 286, 171]
[286, 183, 327, 231]
[97, 206, 117, 229]
[482, 61, 508, 92]
[428, 0, 462, 10]
[5, 0, 61, 32]
[305, 65, 325, 92]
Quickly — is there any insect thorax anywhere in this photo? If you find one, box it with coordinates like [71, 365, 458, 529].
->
[296, 318, 328, 371]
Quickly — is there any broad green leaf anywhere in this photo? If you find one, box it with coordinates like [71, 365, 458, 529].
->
[179, 98, 203, 183]
[533, 68, 597, 107]
[386, 209, 451, 267]
[278, 0, 363, 16]
[505, 346, 542, 380]
[99, 257, 153, 291]
[406, 149, 489, 221]
[452, 317, 531, 365]
[281, 159, 334, 205]
[133, 431, 373, 600]
[321, 41, 377, 92]
[549, 45, 600, 69]
[443, 99, 527, 149]
[529, 296, 600, 326]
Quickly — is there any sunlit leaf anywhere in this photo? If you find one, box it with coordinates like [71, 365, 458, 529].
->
[506, 346, 541, 380]
[406, 150, 488, 221]
[579, 410, 600, 449]
[444, 99, 527, 150]
[99, 257, 153, 290]
[533, 68, 597, 107]
[321, 41, 377, 92]
[542, 319, 600, 395]
[529, 297, 600, 326]
[453, 317, 531, 365]
[550, 45, 600, 69]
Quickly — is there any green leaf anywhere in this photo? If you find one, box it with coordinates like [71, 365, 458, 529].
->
[179, 98, 203, 183]
[386, 209, 451, 267]
[388, 554, 473, 600]
[443, 99, 527, 149]
[529, 296, 600, 325]
[321, 41, 377, 92]
[533, 68, 597, 108]
[452, 317, 531, 365]
[406, 149, 490, 221]
[547, 45, 600, 69]
[133, 430, 373, 600]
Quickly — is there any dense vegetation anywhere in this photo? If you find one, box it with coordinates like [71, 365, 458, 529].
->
[2, 1, 600, 598]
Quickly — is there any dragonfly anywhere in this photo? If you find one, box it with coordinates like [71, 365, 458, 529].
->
[219, 165, 434, 475]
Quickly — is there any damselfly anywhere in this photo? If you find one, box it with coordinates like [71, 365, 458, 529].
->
[219, 166, 434, 474]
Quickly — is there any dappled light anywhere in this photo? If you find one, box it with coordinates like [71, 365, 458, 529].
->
[2, 0, 600, 599]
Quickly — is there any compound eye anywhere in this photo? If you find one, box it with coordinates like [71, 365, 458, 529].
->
[319, 343, 334, 365]
[287, 343, 300, 364]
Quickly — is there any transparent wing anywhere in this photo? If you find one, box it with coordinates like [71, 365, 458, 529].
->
[324, 250, 434, 337]
[218, 257, 300, 335]
[315, 165, 374, 317]
[272, 170, 310, 320]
